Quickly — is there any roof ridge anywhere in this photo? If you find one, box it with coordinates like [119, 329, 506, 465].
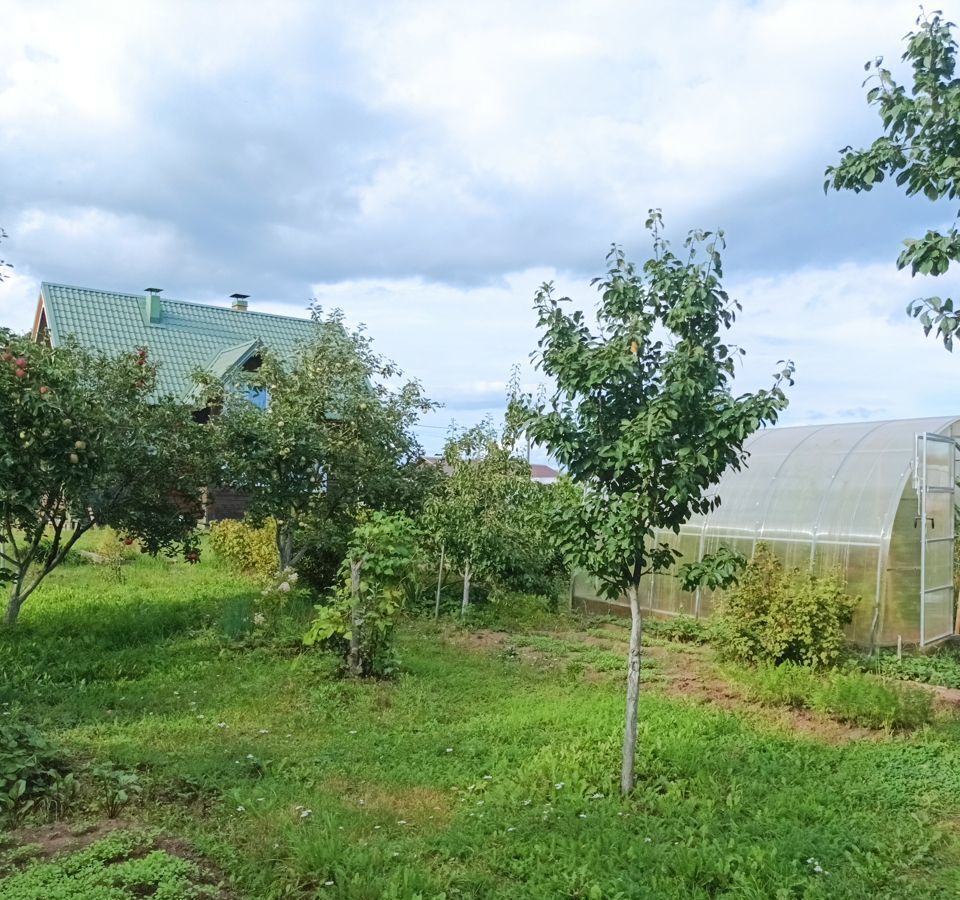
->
[41, 282, 314, 326]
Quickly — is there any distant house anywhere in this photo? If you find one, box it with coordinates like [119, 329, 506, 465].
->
[423, 456, 560, 483]
[32, 283, 317, 519]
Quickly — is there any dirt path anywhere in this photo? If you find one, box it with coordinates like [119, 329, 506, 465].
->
[447, 624, 881, 744]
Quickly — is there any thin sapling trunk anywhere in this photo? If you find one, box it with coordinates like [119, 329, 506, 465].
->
[347, 558, 362, 676]
[461, 557, 471, 617]
[620, 581, 642, 796]
[434, 543, 445, 619]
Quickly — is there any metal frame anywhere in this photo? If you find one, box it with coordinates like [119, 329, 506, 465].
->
[916, 433, 957, 646]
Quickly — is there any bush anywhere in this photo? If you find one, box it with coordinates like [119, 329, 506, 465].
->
[209, 518, 279, 584]
[713, 544, 859, 668]
[0, 716, 73, 826]
[304, 512, 415, 678]
[93, 528, 139, 581]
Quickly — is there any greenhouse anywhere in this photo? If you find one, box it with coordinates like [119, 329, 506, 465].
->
[573, 416, 960, 648]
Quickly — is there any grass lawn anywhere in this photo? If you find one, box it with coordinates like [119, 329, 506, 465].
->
[2, 550, 960, 898]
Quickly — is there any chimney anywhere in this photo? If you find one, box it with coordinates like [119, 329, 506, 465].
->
[230, 293, 250, 312]
[144, 287, 162, 324]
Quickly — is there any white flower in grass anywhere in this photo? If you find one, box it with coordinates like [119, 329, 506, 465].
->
[579, 813, 588, 819]
[324, 881, 334, 887]
[236, 806, 245, 812]
[554, 783, 565, 790]
[397, 819, 407, 825]
[644, 837, 652, 843]
[253, 613, 266, 626]
[445, 747, 453, 753]
[589, 792, 604, 800]
[299, 809, 312, 818]
[522, 800, 532, 806]
[349, 730, 357, 735]
[258, 728, 269, 734]
[278, 581, 291, 593]
[483, 775, 492, 781]
[288, 572, 299, 583]
[507, 827, 515, 832]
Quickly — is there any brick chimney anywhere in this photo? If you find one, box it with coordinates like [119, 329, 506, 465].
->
[230, 293, 250, 312]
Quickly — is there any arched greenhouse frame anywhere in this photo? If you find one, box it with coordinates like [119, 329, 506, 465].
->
[573, 416, 960, 648]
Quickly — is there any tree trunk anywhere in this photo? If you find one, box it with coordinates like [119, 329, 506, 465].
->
[4, 592, 23, 627]
[620, 581, 642, 796]
[461, 558, 471, 617]
[434, 544, 445, 619]
[347, 559, 363, 676]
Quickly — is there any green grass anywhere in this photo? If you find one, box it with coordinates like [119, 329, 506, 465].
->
[727, 663, 936, 730]
[2, 548, 960, 897]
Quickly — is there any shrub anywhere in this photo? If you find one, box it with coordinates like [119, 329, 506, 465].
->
[93, 528, 139, 582]
[209, 518, 279, 584]
[713, 544, 859, 668]
[0, 716, 72, 825]
[304, 512, 415, 677]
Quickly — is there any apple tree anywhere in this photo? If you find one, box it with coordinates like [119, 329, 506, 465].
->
[206, 307, 434, 574]
[514, 212, 793, 794]
[0, 332, 210, 625]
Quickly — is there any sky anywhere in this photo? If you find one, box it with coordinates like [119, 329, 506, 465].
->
[1, 0, 958, 459]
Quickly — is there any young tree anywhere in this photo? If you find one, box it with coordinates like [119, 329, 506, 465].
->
[825, 10, 960, 347]
[422, 422, 538, 615]
[304, 511, 416, 677]
[514, 213, 793, 794]
[0, 333, 209, 625]
[207, 307, 434, 573]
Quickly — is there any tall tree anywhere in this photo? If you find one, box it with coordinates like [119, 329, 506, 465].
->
[825, 10, 960, 347]
[514, 212, 793, 794]
[207, 307, 434, 573]
[0, 333, 209, 625]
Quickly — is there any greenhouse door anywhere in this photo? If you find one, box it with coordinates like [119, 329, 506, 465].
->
[917, 433, 957, 646]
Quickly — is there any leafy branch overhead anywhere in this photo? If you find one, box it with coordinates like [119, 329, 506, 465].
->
[825, 9, 960, 348]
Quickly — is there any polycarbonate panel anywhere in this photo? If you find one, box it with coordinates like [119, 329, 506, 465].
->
[923, 587, 954, 643]
[573, 415, 960, 648]
[925, 540, 952, 590]
[925, 438, 953, 489]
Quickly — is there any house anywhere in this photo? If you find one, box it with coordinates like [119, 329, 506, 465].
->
[423, 456, 560, 483]
[32, 282, 318, 519]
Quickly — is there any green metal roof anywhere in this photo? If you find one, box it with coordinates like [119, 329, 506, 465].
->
[40, 283, 316, 401]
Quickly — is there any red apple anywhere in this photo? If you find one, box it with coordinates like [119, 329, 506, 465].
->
[14, 368, 26, 378]
[14, 357, 27, 368]
[39, 385, 49, 395]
